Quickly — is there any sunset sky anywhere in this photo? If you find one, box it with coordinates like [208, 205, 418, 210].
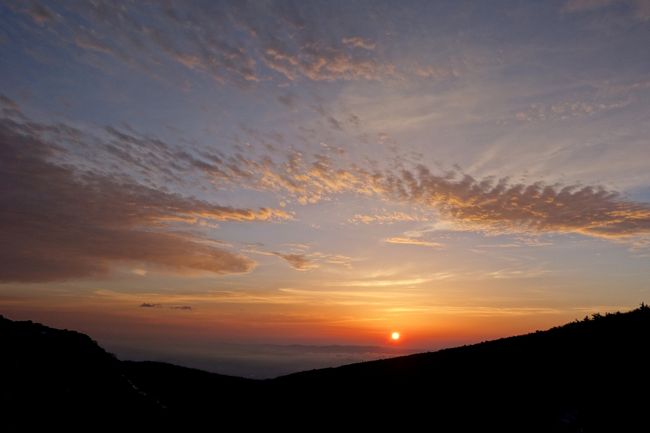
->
[1, 0, 650, 377]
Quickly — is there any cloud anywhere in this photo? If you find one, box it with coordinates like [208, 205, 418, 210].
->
[87, 126, 356, 209]
[27, 3, 55, 25]
[72, 114, 650, 243]
[413, 65, 459, 81]
[272, 253, 319, 271]
[140, 303, 192, 310]
[245, 245, 349, 271]
[277, 92, 297, 108]
[4, 81, 650, 284]
[384, 237, 444, 248]
[241, 152, 365, 205]
[8, 1, 258, 85]
[182, 140, 650, 242]
[14, 2, 394, 85]
[0, 119, 292, 224]
[0, 94, 23, 119]
[263, 45, 392, 82]
[342, 37, 376, 51]
[310, 252, 353, 268]
[0, 95, 18, 110]
[486, 267, 550, 280]
[350, 211, 428, 224]
[513, 99, 630, 122]
[371, 165, 650, 240]
[222, 145, 650, 242]
[73, 33, 114, 55]
[177, 207, 291, 223]
[190, 124, 650, 243]
[0, 116, 269, 282]
[328, 278, 434, 288]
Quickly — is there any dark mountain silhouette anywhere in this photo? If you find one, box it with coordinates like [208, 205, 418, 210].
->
[2, 305, 650, 432]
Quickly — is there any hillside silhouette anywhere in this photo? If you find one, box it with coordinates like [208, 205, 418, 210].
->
[2, 306, 650, 432]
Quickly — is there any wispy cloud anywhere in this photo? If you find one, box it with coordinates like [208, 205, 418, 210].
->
[329, 277, 434, 288]
[139, 302, 192, 311]
[513, 99, 630, 123]
[486, 267, 550, 280]
[342, 37, 376, 51]
[244, 244, 350, 271]
[272, 252, 319, 271]
[350, 211, 428, 224]
[383, 237, 444, 248]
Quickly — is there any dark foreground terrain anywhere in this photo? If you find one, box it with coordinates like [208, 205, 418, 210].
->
[2, 306, 649, 432]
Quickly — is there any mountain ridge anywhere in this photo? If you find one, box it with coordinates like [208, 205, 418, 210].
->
[2, 305, 649, 431]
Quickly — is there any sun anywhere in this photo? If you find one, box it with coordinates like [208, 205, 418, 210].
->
[391, 331, 400, 341]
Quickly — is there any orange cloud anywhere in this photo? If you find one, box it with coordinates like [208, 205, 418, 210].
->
[384, 237, 444, 248]
[371, 165, 650, 240]
[350, 211, 428, 224]
[192, 144, 650, 241]
[263, 45, 392, 82]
